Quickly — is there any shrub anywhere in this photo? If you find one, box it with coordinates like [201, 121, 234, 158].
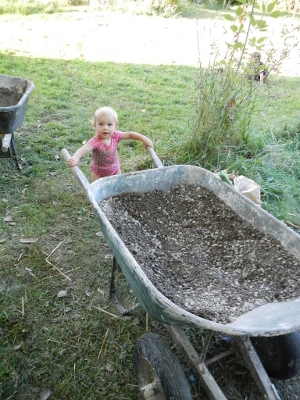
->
[182, 0, 299, 170]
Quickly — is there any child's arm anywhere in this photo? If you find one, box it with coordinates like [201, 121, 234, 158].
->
[122, 131, 154, 148]
[68, 142, 93, 167]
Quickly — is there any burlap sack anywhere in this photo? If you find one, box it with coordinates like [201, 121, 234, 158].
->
[233, 175, 261, 206]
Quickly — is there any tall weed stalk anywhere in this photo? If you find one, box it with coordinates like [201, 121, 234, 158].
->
[190, 62, 257, 168]
[187, 0, 296, 170]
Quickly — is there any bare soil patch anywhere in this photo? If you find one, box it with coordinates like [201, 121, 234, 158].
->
[101, 184, 300, 324]
[0, 10, 299, 76]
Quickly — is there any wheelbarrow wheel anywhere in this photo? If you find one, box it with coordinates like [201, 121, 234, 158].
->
[251, 332, 300, 380]
[134, 333, 193, 400]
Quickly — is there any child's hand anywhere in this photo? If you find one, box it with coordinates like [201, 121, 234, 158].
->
[144, 138, 154, 148]
[122, 132, 154, 148]
[68, 156, 80, 167]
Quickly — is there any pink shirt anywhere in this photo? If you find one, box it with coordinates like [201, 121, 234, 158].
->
[88, 130, 123, 177]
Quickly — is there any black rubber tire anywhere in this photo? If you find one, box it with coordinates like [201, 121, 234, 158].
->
[251, 332, 300, 380]
[134, 333, 193, 400]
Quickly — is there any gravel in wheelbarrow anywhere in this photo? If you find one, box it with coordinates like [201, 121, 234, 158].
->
[101, 184, 300, 325]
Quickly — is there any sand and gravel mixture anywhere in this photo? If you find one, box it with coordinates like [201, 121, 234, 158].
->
[101, 185, 300, 324]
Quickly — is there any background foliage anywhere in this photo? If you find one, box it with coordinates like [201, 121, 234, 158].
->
[0, 0, 299, 16]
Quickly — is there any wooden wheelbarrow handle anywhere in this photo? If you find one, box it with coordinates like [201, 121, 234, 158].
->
[146, 146, 164, 169]
[1, 133, 12, 152]
[61, 148, 91, 192]
[61, 147, 163, 169]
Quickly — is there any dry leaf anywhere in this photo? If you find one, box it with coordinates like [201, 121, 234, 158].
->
[50, 170, 58, 176]
[57, 290, 67, 298]
[40, 389, 51, 400]
[4, 216, 13, 222]
[20, 237, 38, 244]
[96, 231, 103, 237]
[13, 342, 23, 350]
[105, 363, 114, 372]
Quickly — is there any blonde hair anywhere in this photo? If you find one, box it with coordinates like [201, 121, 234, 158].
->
[251, 51, 261, 60]
[94, 107, 118, 124]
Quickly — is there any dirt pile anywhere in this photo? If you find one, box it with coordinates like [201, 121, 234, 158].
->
[101, 185, 300, 324]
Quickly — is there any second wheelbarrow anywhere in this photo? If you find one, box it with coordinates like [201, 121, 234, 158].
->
[0, 74, 34, 169]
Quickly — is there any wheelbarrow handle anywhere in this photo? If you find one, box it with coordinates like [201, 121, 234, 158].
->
[61, 148, 71, 162]
[61, 148, 91, 192]
[147, 146, 164, 169]
[61, 146, 163, 184]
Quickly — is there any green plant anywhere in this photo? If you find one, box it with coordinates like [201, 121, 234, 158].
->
[183, 64, 257, 168]
[187, 0, 299, 170]
[0, 0, 181, 16]
[148, 0, 181, 16]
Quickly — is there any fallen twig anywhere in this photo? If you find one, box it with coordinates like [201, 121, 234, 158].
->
[98, 328, 109, 359]
[21, 297, 24, 316]
[93, 305, 121, 319]
[45, 259, 71, 281]
[44, 240, 71, 281]
[42, 267, 80, 281]
[286, 220, 300, 229]
[45, 240, 65, 260]
[25, 267, 37, 278]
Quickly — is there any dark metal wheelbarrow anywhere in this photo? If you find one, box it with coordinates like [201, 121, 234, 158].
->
[62, 147, 300, 400]
[0, 74, 34, 169]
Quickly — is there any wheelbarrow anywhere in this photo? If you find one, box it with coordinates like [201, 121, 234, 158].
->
[62, 147, 300, 400]
[0, 74, 34, 169]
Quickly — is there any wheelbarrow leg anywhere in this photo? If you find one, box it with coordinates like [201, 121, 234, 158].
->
[165, 326, 281, 400]
[109, 256, 119, 300]
[0, 133, 22, 170]
[165, 325, 227, 400]
[109, 256, 140, 316]
[236, 336, 281, 400]
[9, 134, 22, 170]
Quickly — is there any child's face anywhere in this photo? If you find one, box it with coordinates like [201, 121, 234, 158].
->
[94, 113, 117, 141]
[252, 54, 261, 63]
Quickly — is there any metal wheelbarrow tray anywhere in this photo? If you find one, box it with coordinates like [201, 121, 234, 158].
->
[0, 74, 34, 169]
[62, 148, 300, 399]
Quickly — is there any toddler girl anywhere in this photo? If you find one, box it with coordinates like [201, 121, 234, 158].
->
[250, 51, 268, 85]
[68, 107, 154, 182]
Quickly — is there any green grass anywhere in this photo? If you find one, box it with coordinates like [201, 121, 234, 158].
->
[0, 0, 298, 20]
[1, 10, 300, 400]
[0, 0, 186, 17]
[229, 79, 300, 225]
[0, 53, 198, 399]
